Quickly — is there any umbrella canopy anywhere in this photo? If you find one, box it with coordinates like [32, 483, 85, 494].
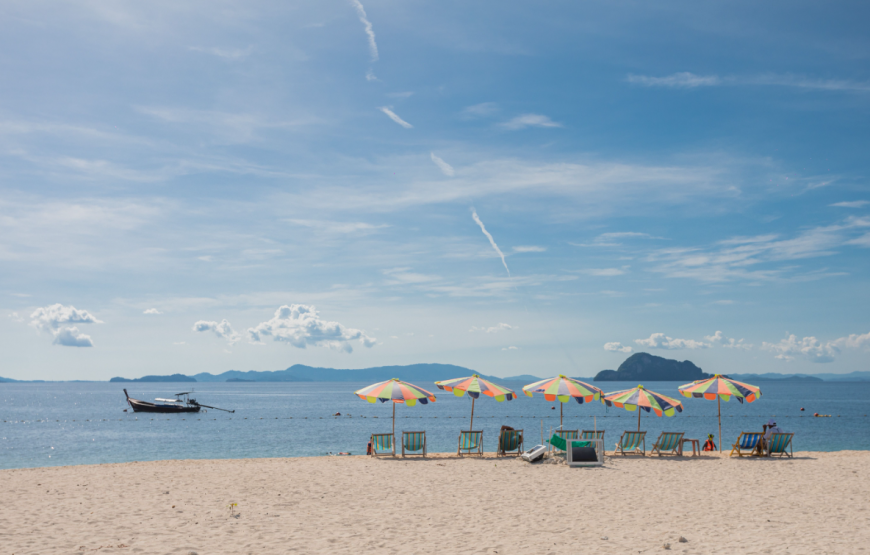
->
[435, 374, 516, 430]
[354, 378, 437, 438]
[522, 375, 603, 427]
[603, 385, 683, 431]
[678, 374, 761, 452]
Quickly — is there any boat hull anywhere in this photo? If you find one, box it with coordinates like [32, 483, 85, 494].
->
[127, 399, 201, 413]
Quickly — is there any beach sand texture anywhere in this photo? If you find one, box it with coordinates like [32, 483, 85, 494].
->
[2, 451, 868, 554]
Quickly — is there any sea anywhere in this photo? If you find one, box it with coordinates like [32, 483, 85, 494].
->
[2, 381, 869, 470]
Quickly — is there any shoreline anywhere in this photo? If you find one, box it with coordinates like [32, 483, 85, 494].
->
[4, 451, 869, 554]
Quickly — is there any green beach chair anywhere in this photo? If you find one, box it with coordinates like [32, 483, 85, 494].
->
[497, 429, 524, 457]
[730, 432, 763, 457]
[457, 430, 483, 456]
[766, 432, 794, 458]
[615, 431, 646, 456]
[370, 433, 395, 457]
[553, 429, 579, 452]
[651, 432, 685, 456]
[401, 431, 426, 457]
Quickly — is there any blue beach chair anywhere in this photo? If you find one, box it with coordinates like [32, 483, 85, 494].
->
[615, 431, 647, 456]
[370, 433, 395, 457]
[581, 430, 605, 440]
[402, 431, 426, 457]
[458, 431, 483, 456]
[766, 433, 794, 458]
[730, 432, 763, 457]
[497, 429, 524, 457]
[552, 429, 579, 453]
[651, 432, 685, 456]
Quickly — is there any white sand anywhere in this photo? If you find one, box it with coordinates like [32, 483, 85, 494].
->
[3, 451, 869, 554]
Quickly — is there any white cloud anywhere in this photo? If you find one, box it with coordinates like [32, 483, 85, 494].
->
[501, 346, 518, 351]
[470, 323, 514, 333]
[30, 304, 102, 332]
[143, 308, 162, 315]
[188, 45, 254, 61]
[8, 312, 23, 323]
[500, 114, 562, 130]
[365, 69, 379, 82]
[52, 326, 94, 347]
[350, 0, 379, 62]
[512, 245, 546, 253]
[246, 304, 375, 353]
[604, 342, 632, 353]
[627, 72, 721, 88]
[579, 268, 625, 276]
[383, 267, 441, 284]
[472, 210, 510, 276]
[462, 102, 499, 117]
[635, 333, 710, 350]
[287, 219, 389, 234]
[572, 231, 661, 247]
[378, 107, 413, 129]
[193, 319, 241, 345]
[762, 331, 870, 363]
[430, 153, 455, 177]
[705, 330, 752, 350]
[831, 201, 869, 208]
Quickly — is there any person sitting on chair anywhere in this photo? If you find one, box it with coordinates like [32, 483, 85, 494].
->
[759, 419, 783, 454]
[703, 434, 716, 452]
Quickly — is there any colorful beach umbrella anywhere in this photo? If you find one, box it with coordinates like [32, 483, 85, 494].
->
[603, 385, 683, 431]
[434, 374, 516, 430]
[522, 375, 604, 427]
[354, 378, 437, 438]
[678, 374, 761, 452]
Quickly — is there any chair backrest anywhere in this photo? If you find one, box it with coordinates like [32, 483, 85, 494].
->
[500, 429, 522, 451]
[658, 432, 684, 451]
[556, 429, 579, 440]
[403, 431, 425, 451]
[459, 431, 482, 449]
[740, 432, 762, 449]
[768, 433, 793, 453]
[372, 433, 393, 451]
[621, 431, 646, 449]
[581, 430, 605, 439]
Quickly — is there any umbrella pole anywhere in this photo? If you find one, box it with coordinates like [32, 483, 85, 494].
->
[392, 401, 396, 439]
[560, 403, 563, 428]
[718, 396, 722, 453]
[470, 396, 475, 430]
[637, 408, 641, 432]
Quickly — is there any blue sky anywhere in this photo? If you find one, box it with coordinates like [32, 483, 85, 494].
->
[2, 1, 869, 380]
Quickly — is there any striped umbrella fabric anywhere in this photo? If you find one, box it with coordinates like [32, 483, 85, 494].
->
[354, 378, 437, 438]
[522, 375, 604, 427]
[435, 374, 516, 430]
[678, 374, 761, 452]
[603, 385, 683, 431]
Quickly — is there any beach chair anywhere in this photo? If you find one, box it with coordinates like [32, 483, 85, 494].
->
[729, 432, 763, 457]
[370, 433, 395, 457]
[766, 433, 794, 458]
[402, 431, 426, 457]
[581, 430, 605, 440]
[553, 429, 579, 452]
[651, 432, 685, 456]
[615, 431, 646, 456]
[457, 431, 483, 456]
[497, 429, 524, 457]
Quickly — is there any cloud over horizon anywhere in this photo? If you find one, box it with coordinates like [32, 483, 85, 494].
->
[247, 304, 376, 353]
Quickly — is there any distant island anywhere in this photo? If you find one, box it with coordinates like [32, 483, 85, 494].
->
[109, 373, 196, 383]
[594, 353, 710, 382]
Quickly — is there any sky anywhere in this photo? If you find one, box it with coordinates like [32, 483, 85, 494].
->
[1, 0, 869, 381]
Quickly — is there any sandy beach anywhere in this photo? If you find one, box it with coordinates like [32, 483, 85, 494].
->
[2, 451, 868, 555]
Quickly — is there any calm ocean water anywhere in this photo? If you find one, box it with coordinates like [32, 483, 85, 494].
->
[2, 381, 868, 469]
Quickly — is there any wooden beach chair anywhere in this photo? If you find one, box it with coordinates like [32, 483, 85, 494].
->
[615, 431, 646, 456]
[401, 431, 426, 457]
[370, 433, 395, 457]
[497, 429, 524, 457]
[651, 432, 685, 456]
[581, 430, 605, 440]
[553, 429, 579, 452]
[766, 433, 794, 458]
[457, 431, 483, 456]
[729, 432, 763, 457]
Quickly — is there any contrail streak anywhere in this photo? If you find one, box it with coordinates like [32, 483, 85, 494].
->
[472, 210, 510, 277]
[350, 0, 379, 62]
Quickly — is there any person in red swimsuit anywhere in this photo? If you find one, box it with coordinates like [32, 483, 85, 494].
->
[703, 433, 716, 452]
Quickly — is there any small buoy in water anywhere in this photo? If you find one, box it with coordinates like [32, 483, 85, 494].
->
[800, 407, 805, 411]
[334, 412, 341, 417]
[551, 406, 555, 410]
[814, 412, 819, 417]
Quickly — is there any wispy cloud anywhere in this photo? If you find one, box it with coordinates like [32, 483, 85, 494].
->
[831, 200, 869, 208]
[762, 331, 870, 363]
[705, 330, 752, 350]
[577, 268, 626, 276]
[472, 210, 510, 276]
[628, 72, 870, 92]
[512, 245, 546, 253]
[286, 219, 389, 234]
[143, 308, 162, 315]
[604, 342, 632, 353]
[462, 102, 498, 117]
[635, 333, 710, 350]
[572, 232, 661, 247]
[379, 107, 413, 128]
[500, 114, 563, 130]
[387, 91, 414, 99]
[430, 153, 455, 177]
[193, 319, 241, 345]
[188, 45, 254, 61]
[350, 0, 378, 62]
[470, 323, 514, 333]
[501, 345, 518, 351]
